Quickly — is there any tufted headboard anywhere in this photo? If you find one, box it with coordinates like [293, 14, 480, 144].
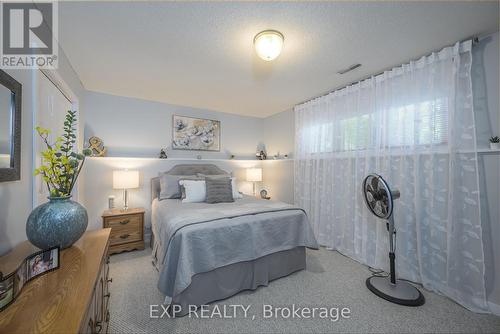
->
[151, 164, 230, 202]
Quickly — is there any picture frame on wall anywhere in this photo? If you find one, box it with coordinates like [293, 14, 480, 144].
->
[172, 115, 220, 151]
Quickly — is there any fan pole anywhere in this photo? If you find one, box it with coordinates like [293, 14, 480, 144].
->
[388, 216, 396, 284]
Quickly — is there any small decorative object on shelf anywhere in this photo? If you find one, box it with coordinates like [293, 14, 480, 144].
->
[197, 155, 202, 160]
[256, 144, 267, 160]
[225, 150, 235, 159]
[159, 148, 168, 159]
[108, 195, 115, 210]
[87, 136, 107, 157]
[256, 150, 267, 160]
[284, 154, 289, 159]
[27, 111, 92, 250]
[260, 189, 271, 200]
[0, 247, 59, 311]
[489, 136, 500, 149]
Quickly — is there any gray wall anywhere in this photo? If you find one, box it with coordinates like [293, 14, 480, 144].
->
[0, 46, 85, 255]
[83, 91, 264, 159]
[262, 109, 295, 204]
[82, 93, 298, 212]
[81, 91, 268, 233]
[263, 109, 295, 158]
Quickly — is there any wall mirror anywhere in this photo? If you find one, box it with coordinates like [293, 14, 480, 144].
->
[0, 69, 22, 182]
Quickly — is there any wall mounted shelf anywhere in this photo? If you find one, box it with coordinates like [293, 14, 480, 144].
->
[87, 156, 295, 162]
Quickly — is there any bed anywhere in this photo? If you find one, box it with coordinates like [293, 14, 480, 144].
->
[150, 164, 318, 315]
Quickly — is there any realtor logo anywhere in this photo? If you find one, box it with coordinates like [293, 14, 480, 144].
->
[1, 1, 58, 69]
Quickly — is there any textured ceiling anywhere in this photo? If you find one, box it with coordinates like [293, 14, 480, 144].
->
[59, 1, 499, 118]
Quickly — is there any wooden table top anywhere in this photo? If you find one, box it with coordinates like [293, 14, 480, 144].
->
[0, 228, 111, 334]
[102, 207, 145, 217]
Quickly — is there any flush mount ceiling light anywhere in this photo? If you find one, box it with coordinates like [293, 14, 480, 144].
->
[253, 30, 284, 61]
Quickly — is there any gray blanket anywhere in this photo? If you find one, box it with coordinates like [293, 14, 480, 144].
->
[151, 196, 319, 303]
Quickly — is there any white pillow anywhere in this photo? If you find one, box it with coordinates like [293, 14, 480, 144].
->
[179, 180, 206, 203]
[231, 177, 243, 199]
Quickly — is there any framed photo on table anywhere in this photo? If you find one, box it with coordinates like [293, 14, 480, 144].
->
[0, 246, 60, 311]
[26, 247, 60, 280]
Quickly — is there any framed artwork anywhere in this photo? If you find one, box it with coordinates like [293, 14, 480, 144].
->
[172, 115, 220, 151]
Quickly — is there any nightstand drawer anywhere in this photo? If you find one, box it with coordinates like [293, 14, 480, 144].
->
[105, 215, 142, 245]
[109, 229, 142, 245]
[105, 214, 142, 229]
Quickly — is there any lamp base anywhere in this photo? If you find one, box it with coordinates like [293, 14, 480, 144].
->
[366, 276, 424, 306]
[123, 189, 129, 210]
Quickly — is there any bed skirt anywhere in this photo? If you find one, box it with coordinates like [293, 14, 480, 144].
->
[169, 246, 306, 316]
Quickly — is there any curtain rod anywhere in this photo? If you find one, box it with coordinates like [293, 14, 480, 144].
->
[296, 36, 479, 106]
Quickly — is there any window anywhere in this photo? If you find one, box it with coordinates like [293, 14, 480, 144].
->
[302, 98, 448, 154]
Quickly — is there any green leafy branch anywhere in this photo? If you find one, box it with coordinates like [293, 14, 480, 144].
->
[34, 110, 92, 198]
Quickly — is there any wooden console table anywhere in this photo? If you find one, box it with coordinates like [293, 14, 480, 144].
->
[0, 229, 111, 333]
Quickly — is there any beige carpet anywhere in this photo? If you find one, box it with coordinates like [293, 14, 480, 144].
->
[107, 247, 500, 333]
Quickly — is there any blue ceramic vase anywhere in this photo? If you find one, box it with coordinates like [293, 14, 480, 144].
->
[26, 196, 88, 249]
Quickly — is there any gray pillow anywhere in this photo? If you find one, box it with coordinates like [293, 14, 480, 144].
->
[159, 174, 198, 200]
[205, 177, 234, 204]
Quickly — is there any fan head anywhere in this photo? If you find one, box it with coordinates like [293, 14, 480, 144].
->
[362, 174, 399, 219]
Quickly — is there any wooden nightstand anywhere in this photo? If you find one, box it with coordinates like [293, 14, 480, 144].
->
[102, 208, 145, 255]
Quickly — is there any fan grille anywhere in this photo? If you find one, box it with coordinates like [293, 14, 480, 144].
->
[363, 174, 393, 219]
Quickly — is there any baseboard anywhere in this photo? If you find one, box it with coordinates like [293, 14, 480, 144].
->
[488, 301, 500, 316]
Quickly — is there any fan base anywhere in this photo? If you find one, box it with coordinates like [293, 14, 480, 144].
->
[366, 276, 425, 306]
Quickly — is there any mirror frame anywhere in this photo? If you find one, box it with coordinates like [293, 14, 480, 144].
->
[0, 69, 22, 182]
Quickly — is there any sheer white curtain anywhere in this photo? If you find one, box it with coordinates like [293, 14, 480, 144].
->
[294, 41, 488, 312]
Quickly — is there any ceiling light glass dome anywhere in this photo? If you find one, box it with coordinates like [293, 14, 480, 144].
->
[253, 30, 284, 61]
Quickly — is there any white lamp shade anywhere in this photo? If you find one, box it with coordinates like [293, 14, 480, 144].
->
[113, 170, 139, 189]
[246, 168, 262, 182]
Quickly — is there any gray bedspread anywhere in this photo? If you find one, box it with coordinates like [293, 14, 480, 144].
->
[151, 196, 319, 303]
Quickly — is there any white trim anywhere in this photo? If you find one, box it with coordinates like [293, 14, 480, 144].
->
[40, 69, 77, 104]
[86, 156, 292, 162]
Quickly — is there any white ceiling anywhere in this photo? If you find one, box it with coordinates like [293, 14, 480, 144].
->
[59, 1, 499, 118]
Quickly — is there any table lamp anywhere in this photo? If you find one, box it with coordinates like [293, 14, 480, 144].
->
[113, 170, 139, 210]
[246, 168, 262, 196]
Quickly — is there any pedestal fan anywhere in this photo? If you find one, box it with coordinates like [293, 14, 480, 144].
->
[362, 174, 425, 306]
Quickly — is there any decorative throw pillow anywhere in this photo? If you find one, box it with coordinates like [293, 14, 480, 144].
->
[197, 173, 242, 200]
[205, 177, 234, 204]
[159, 174, 197, 200]
[179, 179, 206, 203]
